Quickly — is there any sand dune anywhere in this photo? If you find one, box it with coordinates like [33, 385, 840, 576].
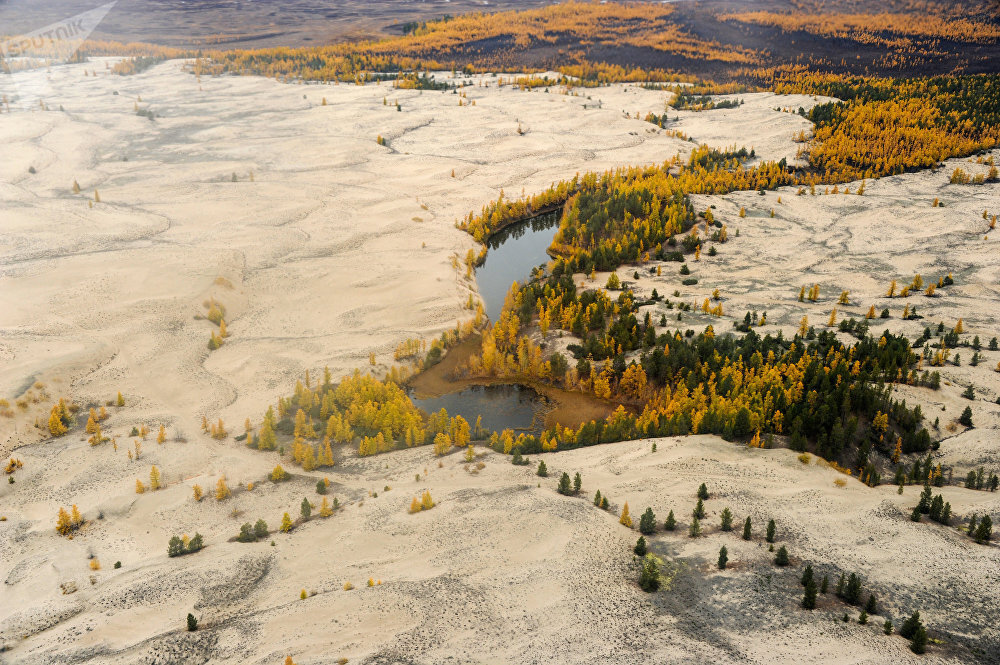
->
[1, 60, 998, 664]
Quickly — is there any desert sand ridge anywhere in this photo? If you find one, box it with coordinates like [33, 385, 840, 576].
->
[0, 59, 998, 664]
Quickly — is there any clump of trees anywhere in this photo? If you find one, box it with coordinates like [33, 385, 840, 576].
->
[168, 533, 204, 557]
[557, 472, 582, 496]
[237, 519, 270, 542]
[409, 490, 435, 513]
[55, 505, 83, 536]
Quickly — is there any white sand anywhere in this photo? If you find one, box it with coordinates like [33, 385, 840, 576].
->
[1, 60, 998, 664]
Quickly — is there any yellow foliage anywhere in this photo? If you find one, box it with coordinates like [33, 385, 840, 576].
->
[619, 502, 633, 528]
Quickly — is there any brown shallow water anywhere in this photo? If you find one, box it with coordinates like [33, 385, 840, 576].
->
[407, 335, 617, 433]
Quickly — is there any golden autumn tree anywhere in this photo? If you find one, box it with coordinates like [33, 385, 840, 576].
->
[280, 512, 293, 532]
[433, 432, 451, 456]
[157, 425, 166, 444]
[451, 415, 470, 448]
[56, 507, 73, 535]
[320, 438, 334, 466]
[48, 407, 68, 437]
[150, 465, 161, 490]
[619, 364, 648, 401]
[85, 409, 99, 434]
[620, 502, 633, 528]
[215, 477, 230, 500]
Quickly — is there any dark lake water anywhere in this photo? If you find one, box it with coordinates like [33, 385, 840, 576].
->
[409, 213, 563, 437]
[408, 384, 546, 436]
[476, 211, 560, 322]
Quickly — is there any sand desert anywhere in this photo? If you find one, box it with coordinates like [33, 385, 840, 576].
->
[1, 55, 999, 665]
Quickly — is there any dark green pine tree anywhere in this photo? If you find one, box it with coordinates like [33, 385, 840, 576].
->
[766, 518, 776, 543]
[820, 575, 829, 594]
[835, 572, 846, 596]
[720, 507, 733, 531]
[910, 504, 922, 522]
[939, 502, 951, 525]
[536, 460, 548, 477]
[253, 518, 268, 539]
[697, 482, 709, 500]
[844, 573, 862, 605]
[918, 483, 933, 513]
[634, 536, 647, 556]
[959, 406, 973, 428]
[573, 472, 582, 494]
[557, 472, 572, 495]
[639, 507, 657, 535]
[910, 625, 928, 654]
[974, 514, 993, 544]
[899, 611, 923, 639]
[774, 545, 789, 566]
[929, 494, 943, 521]
[693, 498, 705, 519]
[717, 545, 728, 570]
[742, 516, 752, 540]
[800, 564, 814, 587]
[802, 578, 817, 610]
[316, 479, 327, 494]
[187, 613, 198, 631]
[639, 555, 660, 592]
[237, 523, 254, 542]
[664, 510, 676, 531]
[301, 497, 312, 519]
[865, 593, 877, 614]
[593, 490, 602, 506]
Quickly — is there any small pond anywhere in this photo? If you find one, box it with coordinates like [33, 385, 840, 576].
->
[408, 383, 546, 436]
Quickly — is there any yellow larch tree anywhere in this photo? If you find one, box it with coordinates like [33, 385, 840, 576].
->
[620, 502, 633, 528]
[56, 507, 73, 535]
[48, 407, 68, 436]
[215, 477, 230, 500]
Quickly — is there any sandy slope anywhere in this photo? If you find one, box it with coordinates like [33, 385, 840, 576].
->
[1, 61, 999, 664]
[2, 435, 997, 664]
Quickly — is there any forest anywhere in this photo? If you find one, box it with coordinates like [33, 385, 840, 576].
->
[129, 0, 999, 485]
